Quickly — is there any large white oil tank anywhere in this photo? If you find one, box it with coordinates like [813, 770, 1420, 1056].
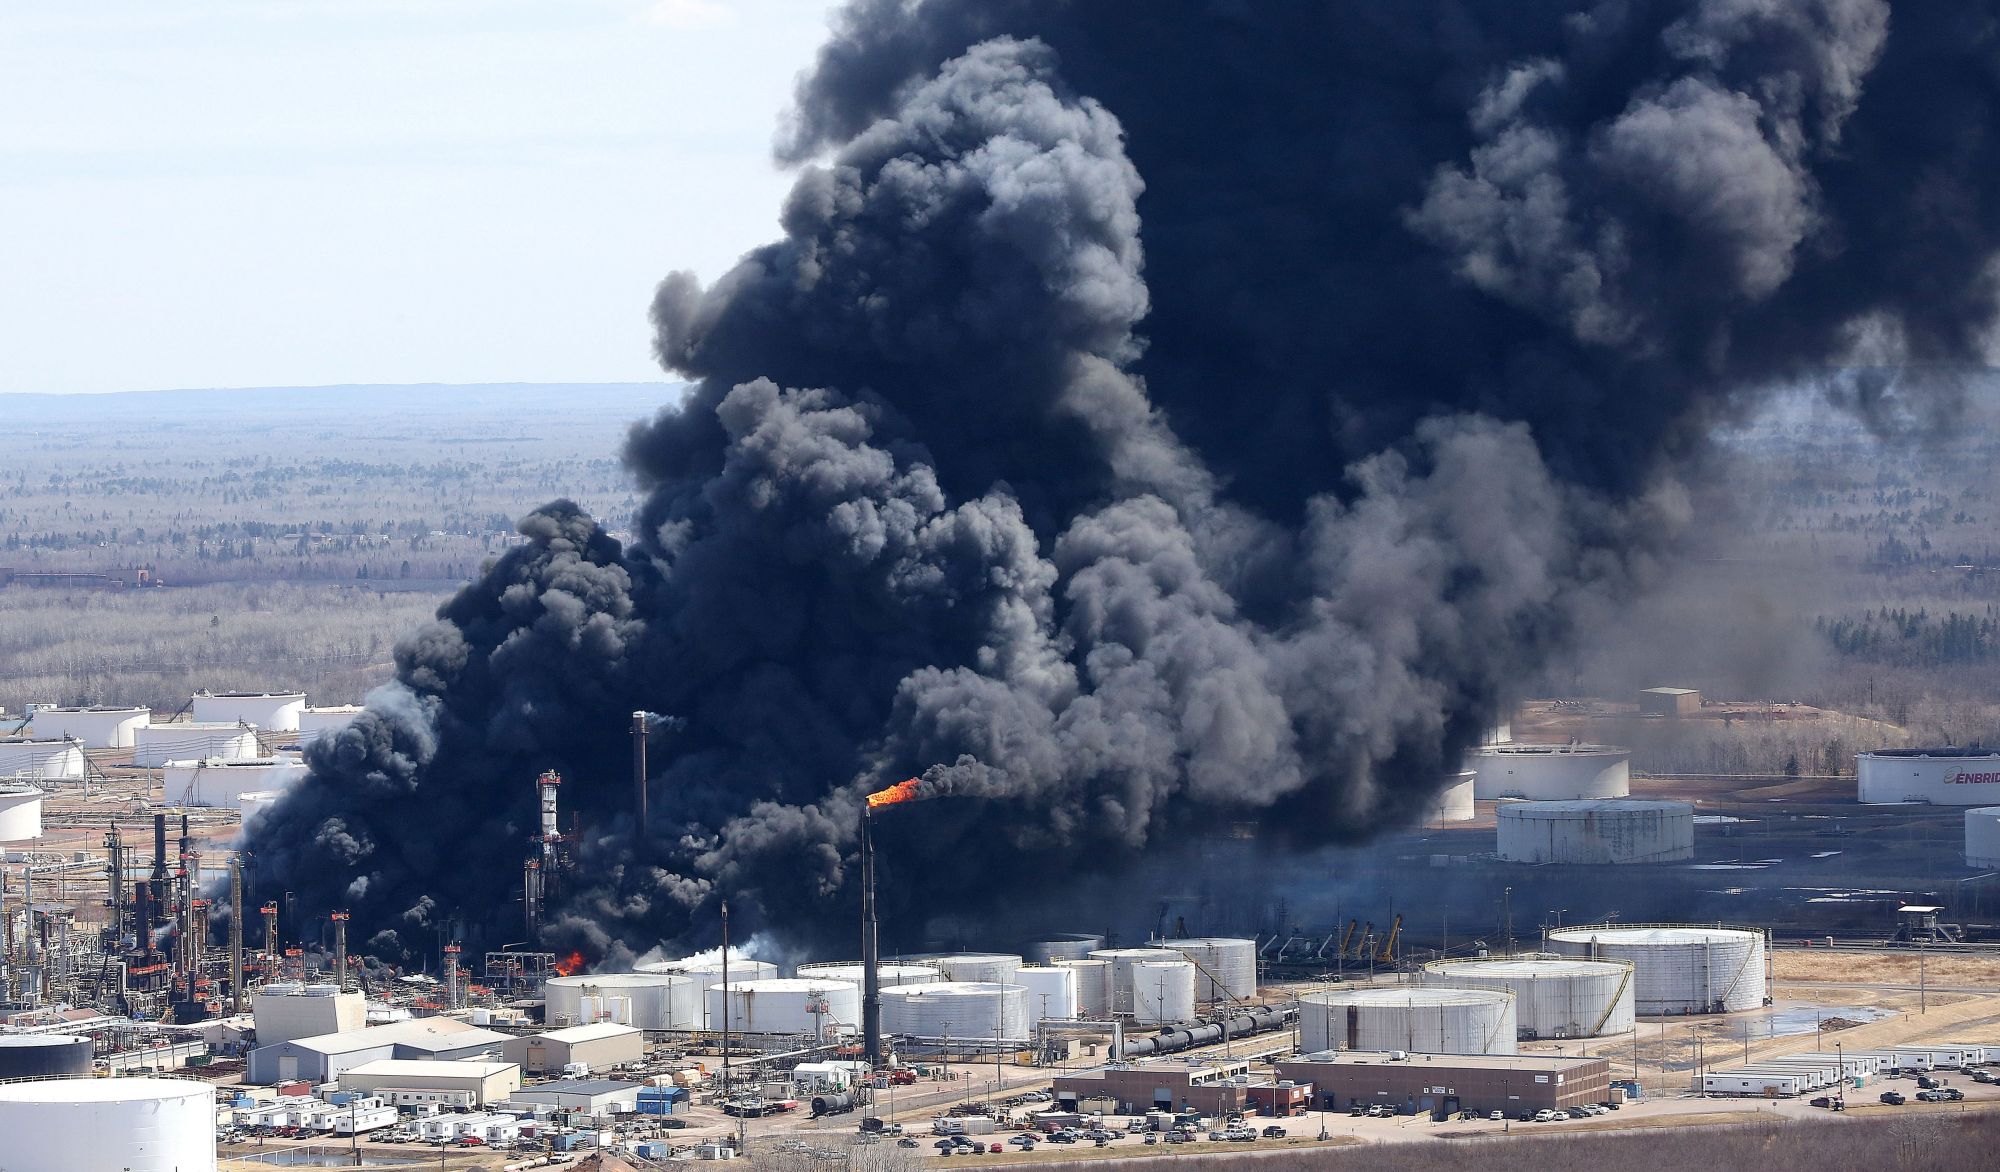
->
[634, 956, 779, 1028]
[1025, 934, 1105, 964]
[162, 756, 308, 808]
[1088, 948, 1185, 1017]
[1967, 807, 2000, 868]
[237, 789, 284, 831]
[1469, 743, 1630, 799]
[1298, 987, 1517, 1056]
[916, 953, 1024, 983]
[1859, 748, 2000, 805]
[132, 723, 261, 768]
[27, 705, 150, 748]
[0, 738, 84, 782]
[1419, 956, 1635, 1039]
[1013, 966, 1080, 1020]
[1423, 770, 1477, 825]
[707, 977, 861, 1038]
[1496, 799, 1695, 864]
[1131, 960, 1197, 1025]
[543, 972, 702, 1030]
[296, 705, 363, 747]
[0, 785, 45, 842]
[881, 981, 1031, 1042]
[1157, 938, 1258, 1002]
[191, 690, 306, 732]
[0, 1076, 216, 1172]
[796, 962, 944, 987]
[1546, 925, 1767, 1014]
[1052, 958, 1111, 1017]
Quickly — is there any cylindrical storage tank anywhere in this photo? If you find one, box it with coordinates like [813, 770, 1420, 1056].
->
[1158, 938, 1258, 1002]
[796, 962, 944, 986]
[1861, 748, 2000, 805]
[0, 785, 45, 842]
[191, 690, 306, 732]
[1025, 934, 1105, 964]
[27, 705, 150, 748]
[0, 738, 84, 781]
[707, 977, 861, 1037]
[1013, 966, 1080, 1020]
[1053, 958, 1111, 1018]
[1496, 799, 1695, 864]
[296, 705, 364, 747]
[0, 1034, 93, 1078]
[542, 973, 702, 1030]
[915, 953, 1024, 984]
[1469, 744, 1631, 799]
[880, 981, 1030, 1042]
[1546, 926, 1767, 1015]
[1418, 957, 1635, 1038]
[1298, 987, 1517, 1056]
[1423, 770, 1477, 825]
[0, 1076, 216, 1172]
[639, 956, 780, 1028]
[1088, 948, 1184, 1017]
[161, 757, 308, 809]
[237, 789, 284, 831]
[1131, 960, 1197, 1025]
[131, 723, 261, 768]
[1967, 807, 2000, 868]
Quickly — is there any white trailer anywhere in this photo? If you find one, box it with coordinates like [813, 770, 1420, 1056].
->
[333, 1105, 400, 1134]
[1702, 1068, 1807, 1097]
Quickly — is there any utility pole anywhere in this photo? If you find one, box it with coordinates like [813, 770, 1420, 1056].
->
[1503, 887, 1514, 955]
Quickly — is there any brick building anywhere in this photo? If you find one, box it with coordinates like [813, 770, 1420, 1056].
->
[1276, 1050, 1612, 1117]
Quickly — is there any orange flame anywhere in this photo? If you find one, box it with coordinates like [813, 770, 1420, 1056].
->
[553, 951, 586, 976]
[866, 777, 924, 810]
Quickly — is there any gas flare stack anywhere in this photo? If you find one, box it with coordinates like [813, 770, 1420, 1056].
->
[862, 777, 926, 1069]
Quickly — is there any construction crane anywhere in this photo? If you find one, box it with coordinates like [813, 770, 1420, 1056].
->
[1376, 914, 1403, 963]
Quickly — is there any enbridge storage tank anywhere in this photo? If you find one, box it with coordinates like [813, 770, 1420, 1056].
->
[132, 723, 260, 768]
[707, 977, 861, 1038]
[1468, 744, 1631, 800]
[1496, 799, 1695, 864]
[1013, 966, 1080, 1020]
[881, 981, 1031, 1043]
[0, 1076, 216, 1172]
[1546, 925, 1767, 1015]
[191, 690, 307, 732]
[0, 737, 84, 782]
[27, 705, 149, 748]
[543, 972, 702, 1030]
[1025, 934, 1105, 964]
[1131, 960, 1197, 1025]
[1053, 958, 1111, 1018]
[635, 956, 779, 1028]
[915, 953, 1024, 983]
[1967, 807, 2000, 868]
[1298, 987, 1518, 1056]
[162, 756, 308, 808]
[1423, 770, 1477, 825]
[1860, 748, 2000, 805]
[797, 962, 944, 987]
[1157, 938, 1258, 1002]
[0, 1034, 93, 1078]
[1418, 956, 1636, 1038]
[0, 785, 46, 842]
[296, 705, 363, 747]
[1088, 947, 1185, 1017]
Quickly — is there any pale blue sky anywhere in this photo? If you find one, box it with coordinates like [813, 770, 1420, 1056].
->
[0, 0, 839, 393]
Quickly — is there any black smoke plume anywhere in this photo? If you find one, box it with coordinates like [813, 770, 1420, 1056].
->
[246, 2, 2000, 965]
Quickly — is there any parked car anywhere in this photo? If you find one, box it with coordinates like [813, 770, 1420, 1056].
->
[1488, 1110, 1504, 1121]
[1262, 1125, 1287, 1138]
[1809, 1096, 1832, 1108]
[1880, 1091, 1906, 1105]
[1945, 1088, 1966, 1101]
[1532, 1110, 1557, 1123]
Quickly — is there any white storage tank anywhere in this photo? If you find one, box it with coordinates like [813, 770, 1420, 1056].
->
[796, 962, 944, 986]
[1546, 925, 1767, 1014]
[0, 1076, 216, 1172]
[542, 972, 702, 1030]
[192, 690, 306, 732]
[1088, 947, 1185, 1017]
[1298, 987, 1518, 1055]
[707, 977, 860, 1038]
[881, 981, 1031, 1042]
[1859, 748, 2000, 805]
[27, 705, 150, 748]
[1158, 938, 1258, 1002]
[1469, 743, 1630, 799]
[237, 789, 284, 831]
[1496, 799, 1695, 864]
[634, 956, 779, 1028]
[1053, 958, 1111, 1018]
[1423, 770, 1477, 825]
[0, 785, 45, 842]
[1418, 956, 1635, 1038]
[162, 756, 308, 808]
[1967, 807, 2000, 868]
[1131, 960, 1197, 1025]
[1013, 965, 1080, 1020]
[132, 723, 261, 767]
[296, 705, 363, 747]
[1025, 934, 1105, 964]
[0, 737, 84, 782]
[915, 953, 1024, 983]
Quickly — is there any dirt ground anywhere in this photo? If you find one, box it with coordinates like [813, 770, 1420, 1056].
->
[1773, 949, 2000, 987]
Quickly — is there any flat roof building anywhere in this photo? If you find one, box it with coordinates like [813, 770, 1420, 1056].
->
[338, 1059, 521, 1107]
[246, 1017, 513, 1085]
[1052, 1058, 1254, 1117]
[1275, 1050, 1612, 1117]
[500, 1022, 644, 1075]
[508, 1078, 644, 1116]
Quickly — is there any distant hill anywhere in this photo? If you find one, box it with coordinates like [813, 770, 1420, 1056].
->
[0, 382, 684, 424]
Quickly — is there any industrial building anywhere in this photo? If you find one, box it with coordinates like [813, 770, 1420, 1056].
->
[1298, 987, 1518, 1055]
[0, 785, 45, 842]
[130, 722, 260, 767]
[26, 705, 150, 748]
[1418, 956, 1635, 1039]
[252, 982, 367, 1047]
[544, 972, 703, 1030]
[509, 1078, 645, 1115]
[0, 737, 84, 782]
[1638, 687, 1701, 717]
[1052, 1057, 1255, 1116]
[1545, 924, 1767, 1014]
[161, 756, 308, 809]
[246, 1016, 513, 1084]
[337, 1058, 521, 1107]
[1468, 743, 1632, 800]
[0, 1076, 216, 1172]
[1496, 799, 1696, 864]
[1277, 1051, 1613, 1116]
[191, 690, 307, 732]
[500, 1022, 644, 1074]
[1859, 748, 2000, 805]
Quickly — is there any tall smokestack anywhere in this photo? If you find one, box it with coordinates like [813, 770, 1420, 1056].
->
[861, 808, 881, 1069]
[229, 856, 244, 1013]
[331, 910, 349, 993]
[150, 813, 168, 887]
[632, 712, 649, 838]
[443, 941, 461, 1010]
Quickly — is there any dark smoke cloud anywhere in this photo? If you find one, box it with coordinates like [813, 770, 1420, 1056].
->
[245, 2, 2000, 965]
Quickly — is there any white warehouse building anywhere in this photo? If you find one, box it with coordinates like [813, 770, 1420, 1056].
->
[1967, 807, 2000, 868]
[1469, 744, 1631, 800]
[27, 705, 150, 748]
[1496, 799, 1695, 864]
[1859, 748, 2000, 805]
[191, 690, 307, 733]
[132, 723, 261, 768]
